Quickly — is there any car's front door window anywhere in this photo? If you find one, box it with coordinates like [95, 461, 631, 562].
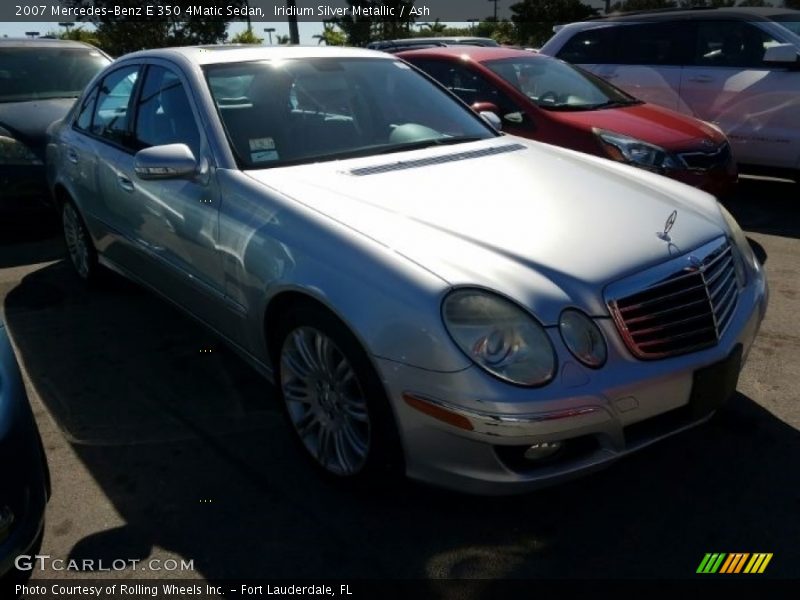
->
[90, 65, 139, 148]
[134, 65, 202, 157]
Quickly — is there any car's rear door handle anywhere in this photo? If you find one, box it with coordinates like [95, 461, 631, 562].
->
[66, 148, 79, 164]
[117, 175, 135, 193]
[688, 75, 713, 83]
[601, 73, 618, 80]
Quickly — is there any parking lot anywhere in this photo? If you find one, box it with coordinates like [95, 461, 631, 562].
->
[1, 176, 798, 580]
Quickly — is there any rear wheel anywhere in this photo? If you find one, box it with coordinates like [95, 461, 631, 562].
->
[275, 306, 402, 481]
[62, 201, 99, 282]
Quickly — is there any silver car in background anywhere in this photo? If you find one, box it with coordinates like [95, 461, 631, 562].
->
[46, 46, 767, 494]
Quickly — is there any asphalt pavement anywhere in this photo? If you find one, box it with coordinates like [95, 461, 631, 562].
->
[1, 176, 798, 581]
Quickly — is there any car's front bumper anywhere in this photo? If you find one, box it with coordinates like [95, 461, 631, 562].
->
[0, 165, 50, 214]
[377, 268, 767, 495]
[0, 326, 49, 579]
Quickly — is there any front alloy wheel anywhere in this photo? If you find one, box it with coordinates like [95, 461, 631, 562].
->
[62, 202, 97, 281]
[280, 326, 371, 476]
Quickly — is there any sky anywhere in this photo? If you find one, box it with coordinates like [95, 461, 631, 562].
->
[0, 21, 324, 43]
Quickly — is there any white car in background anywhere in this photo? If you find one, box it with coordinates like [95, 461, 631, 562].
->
[540, 8, 800, 182]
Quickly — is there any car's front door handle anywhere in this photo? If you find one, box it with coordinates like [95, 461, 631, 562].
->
[66, 148, 79, 164]
[688, 75, 713, 83]
[602, 73, 618, 80]
[117, 176, 135, 193]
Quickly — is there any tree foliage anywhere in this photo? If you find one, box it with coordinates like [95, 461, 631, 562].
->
[63, 0, 244, 57]
[610, 0, 676, 11]
[313, 24, 348, 46]
[326, 1, 417, 46]
[56, 26, 102, 47]
[511, 0, 598, 46]
[784, 0, 800, 9]
[230, 28, 263, 45]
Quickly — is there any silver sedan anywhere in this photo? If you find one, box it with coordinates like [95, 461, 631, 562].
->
[46, 46, 768, 494]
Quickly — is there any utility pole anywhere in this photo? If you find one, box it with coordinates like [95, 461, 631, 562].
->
[287, 0, 300, 44]
[488, 0, 499, 21]
[263, 27, 275, 45]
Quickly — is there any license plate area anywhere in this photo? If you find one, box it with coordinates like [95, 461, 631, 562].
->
[689, 344, 743, 419]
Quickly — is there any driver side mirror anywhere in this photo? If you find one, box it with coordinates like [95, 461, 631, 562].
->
[763, 43, 800, 66]
[134, 144, 198, 180]
[472, 102, 503, 131]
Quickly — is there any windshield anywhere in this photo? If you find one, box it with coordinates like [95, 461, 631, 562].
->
[771, 14, 800, 38]
[0, 47, 110, 103]
[483, 56, 640, 111]
[204, 57, 497, 170]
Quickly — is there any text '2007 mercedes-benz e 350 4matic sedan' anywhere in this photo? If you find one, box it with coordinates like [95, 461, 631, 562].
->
[46, 45, 767, 494]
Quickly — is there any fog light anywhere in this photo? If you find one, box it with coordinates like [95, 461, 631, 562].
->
[523, 441, 563, 461]
[0, 505, 15, 543]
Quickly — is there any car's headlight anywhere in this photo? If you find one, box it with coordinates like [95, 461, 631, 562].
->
[558, 309, 607, 368]
[719, 203, 758, 287]
[442, 289, 556, 386]
[594, 128, 684, 172]
[0, 135, 43, 166]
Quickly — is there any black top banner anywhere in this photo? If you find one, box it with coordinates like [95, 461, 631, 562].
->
[1, 1, 531, 23]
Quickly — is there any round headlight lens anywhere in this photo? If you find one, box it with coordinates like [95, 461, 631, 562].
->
[442, 290, 556, 386]
[559, 309, 607, 368]
[719, 203, 756, 286]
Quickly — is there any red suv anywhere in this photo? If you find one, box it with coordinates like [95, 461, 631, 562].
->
[398, 46, 737, 197]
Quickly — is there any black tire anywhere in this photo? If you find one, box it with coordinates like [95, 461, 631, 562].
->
[61, 201, 100, 283]
[274, 305, 403, 483]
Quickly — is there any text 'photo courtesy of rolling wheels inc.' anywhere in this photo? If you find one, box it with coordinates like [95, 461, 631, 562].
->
[1, 0, 799, 598]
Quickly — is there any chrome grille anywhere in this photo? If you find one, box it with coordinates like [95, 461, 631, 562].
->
[679, 143, 731, 172]
[606, 238, 739, 359]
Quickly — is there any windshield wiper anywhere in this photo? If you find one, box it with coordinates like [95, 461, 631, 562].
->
[369, 136, 487, 156]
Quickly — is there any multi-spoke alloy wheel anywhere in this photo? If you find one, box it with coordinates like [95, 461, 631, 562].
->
[62, 202, 95, 280]
[280, 326, 371, 476]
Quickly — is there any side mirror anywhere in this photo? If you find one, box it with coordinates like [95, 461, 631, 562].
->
[479, 111, 502, 131]
[134, 144, 198, 180]
[763, 43, 800, 65]
[471, 101, 500, 114]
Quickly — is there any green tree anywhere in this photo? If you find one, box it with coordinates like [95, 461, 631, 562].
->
[736, 0, 767, 5]
[63, 0, 244, 57]
[471, 20, 520, 44]
[784, 0, 800, 8]
[421, 18, 447, 35]
[276, 34, 291, 45]
[313, 24, 348, 46]
[327, 1, 417, 46]
[230, 29, 263, 44]
[56, 26, 102, 48]
[511, 0, 598, 47]
[610, 0, 676, 11]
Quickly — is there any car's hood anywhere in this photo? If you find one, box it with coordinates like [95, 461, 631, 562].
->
[549, 103, 727, 150]
[0, 98, 75, 157]
[246, 138, 725, 323]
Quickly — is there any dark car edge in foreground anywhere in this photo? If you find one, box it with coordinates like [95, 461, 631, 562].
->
[0, 320, 49, 583]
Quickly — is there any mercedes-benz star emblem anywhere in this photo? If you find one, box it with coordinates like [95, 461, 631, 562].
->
[657, 210, 678, 242]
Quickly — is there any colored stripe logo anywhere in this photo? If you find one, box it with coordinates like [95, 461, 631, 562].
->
[697, 553, 773, 574]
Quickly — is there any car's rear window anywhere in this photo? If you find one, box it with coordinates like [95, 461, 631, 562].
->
[0, 47, 110, 103]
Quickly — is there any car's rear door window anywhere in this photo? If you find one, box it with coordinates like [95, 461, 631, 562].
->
[616, 22, 689, 66]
